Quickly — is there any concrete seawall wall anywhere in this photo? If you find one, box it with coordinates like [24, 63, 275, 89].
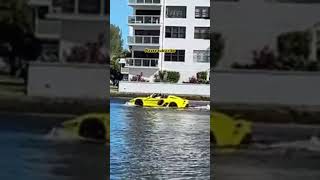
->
[119, 82, 210, 97]
[28, 62, 108, 99]
[213, 70, 320, 106]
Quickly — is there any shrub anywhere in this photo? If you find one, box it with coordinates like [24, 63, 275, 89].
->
[196, 71, 207, 81]
[130, 74, 149, 82]
[231, 30, 318, 71]
[166, 71, 180, 83]
[154, 70, 180, 83]
[188, 76, 198, 83]
[64, 33, 107, 64]
[184, 71, 209, 84]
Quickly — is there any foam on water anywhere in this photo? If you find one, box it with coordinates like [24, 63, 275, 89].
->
[44, 127, 82, 142]
[263, 136, 320, 152]
[123, 102, 210, 111]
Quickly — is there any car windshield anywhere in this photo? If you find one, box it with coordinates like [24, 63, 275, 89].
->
[151, 93, 160, 98]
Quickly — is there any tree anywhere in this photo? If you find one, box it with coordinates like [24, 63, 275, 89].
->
[0, 0, 36, 76]
[0, 0, 32, 32]
[110, 24, 125, 85]
[212, 33, 224, 68]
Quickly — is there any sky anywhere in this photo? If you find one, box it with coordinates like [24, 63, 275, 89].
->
[110, 0, 132, 49]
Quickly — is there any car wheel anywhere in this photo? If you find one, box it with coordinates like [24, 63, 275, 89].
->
[79, 118, 106, 140]
[211, 132, 216, 144]
[135, 99, 143, 106]
[168, 102, 177, 107]
[157, 100, 164, 106]
[240, 133, 252, 145]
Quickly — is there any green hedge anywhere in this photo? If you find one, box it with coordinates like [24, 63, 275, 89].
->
[154, 70, 180, 83]
[197, 71, 207, 81]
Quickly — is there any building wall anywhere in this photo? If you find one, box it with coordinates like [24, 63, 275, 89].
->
[213, 70, 320, 106]
[119, 81, 210, 96]
[28, 62, 108, 99]
[214, 0, 320, 69]
[128, 0, 210, 83]
[160, 0, 210, 82]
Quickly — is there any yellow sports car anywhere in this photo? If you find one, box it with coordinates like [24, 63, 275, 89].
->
[211, 111, 252, 147]
[60, 113, 109, 142]
[128, 93, 189, 108]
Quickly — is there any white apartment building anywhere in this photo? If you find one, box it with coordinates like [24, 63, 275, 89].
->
[214, 0, 320, 69]
[28, 0, 108, 63]
[122, 0, 210, 83]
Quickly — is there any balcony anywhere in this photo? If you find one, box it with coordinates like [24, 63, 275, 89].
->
[35, 19, 61, 39]
[128, 36, 160, 46]
[126, 58, 159, 68]
[129, 0, 161, 7]
[128, 15, 160, 26]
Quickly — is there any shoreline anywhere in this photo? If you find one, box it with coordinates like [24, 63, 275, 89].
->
[1, 95, 320, 124]
[110, 91, 210, 101]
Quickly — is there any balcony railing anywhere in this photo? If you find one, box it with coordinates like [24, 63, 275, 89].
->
[126, 58, 159, 68]
[128, 36, 160, 45]
[129, 0, 161, 4]
[128, 15, 160, 25]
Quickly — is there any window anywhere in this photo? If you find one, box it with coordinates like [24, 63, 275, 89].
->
[165, 26, 186, 38]
[38, 6, 49, 19]
[195, 7, 210, 19]
[194, 27, 210, 39]
[62, 0, 75, 13]
[52, 0, 63, 7]
[166, 6, 186, 18]
[193, 50, 210, 63]
[165, 50, 185, 62]
[79, 0, 101, 14]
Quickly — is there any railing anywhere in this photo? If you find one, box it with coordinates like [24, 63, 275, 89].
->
[36, 19, 61, 36]
[129, 0, 161, 4]
[128, 36, 160, 45]
[126, 58, 159, 67]
[128, 15, 160, 24]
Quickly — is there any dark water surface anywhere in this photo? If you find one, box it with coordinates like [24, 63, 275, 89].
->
[110, 98, 210, 179]
[213, 123, 320, 180]
[0, 113, 107, 180]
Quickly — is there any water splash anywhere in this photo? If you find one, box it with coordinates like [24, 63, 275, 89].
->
[123, 102, 210, 111]
[266, 136, 320, 152]
[44, 127, 81, 142]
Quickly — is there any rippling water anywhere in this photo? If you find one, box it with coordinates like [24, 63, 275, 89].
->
[110, 98, 210, 179]
[213, 123, 320, 180]
[0, 113, 107, 180]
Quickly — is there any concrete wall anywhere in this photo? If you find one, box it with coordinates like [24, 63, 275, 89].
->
[213, 70, 320, 106]
[28, 62, 108, 99]
[119, 81, 210, 96]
